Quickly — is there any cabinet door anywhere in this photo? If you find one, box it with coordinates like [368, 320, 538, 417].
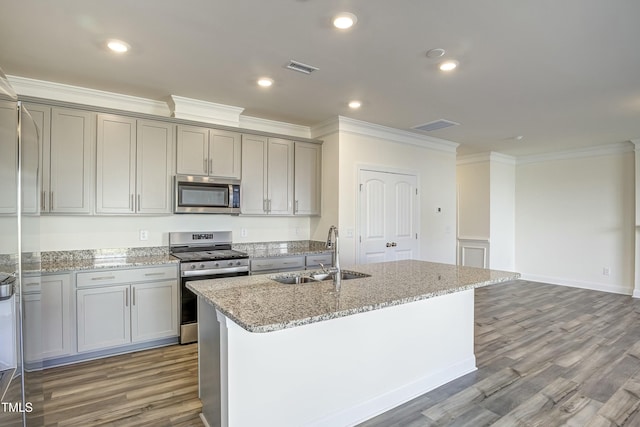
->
[240, 134, 268, 214]
[267, 138, 294, 215]
[0, 100, 17, 214]
[131, 280, 178, 342]
[50, 107, 94, 213]
[23, 274, 73, 363]
[96, 114, 136, 214]
[77, 285, 130, 352]
[22, 103, 51, 212]
[294, 142, 321, 216]
[209, 129, 241, 179]
[137, 120, 175, 214]
[176, 125, 209, 175]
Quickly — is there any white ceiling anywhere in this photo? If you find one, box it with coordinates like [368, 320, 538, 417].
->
[1, 0, 639, 156]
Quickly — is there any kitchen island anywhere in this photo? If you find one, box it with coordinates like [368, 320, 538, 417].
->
[187, 260, 519, 427]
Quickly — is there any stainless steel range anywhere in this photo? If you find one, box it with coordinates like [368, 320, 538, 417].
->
[169, 231, 249, 344]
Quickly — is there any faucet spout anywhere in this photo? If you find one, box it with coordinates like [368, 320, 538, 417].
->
[326, 226, 341, 290]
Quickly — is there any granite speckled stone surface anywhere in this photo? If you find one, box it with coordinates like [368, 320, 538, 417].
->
[234, 240, 328, 258]
[187, 259, 520, 333]
[37, 247, 178, 273]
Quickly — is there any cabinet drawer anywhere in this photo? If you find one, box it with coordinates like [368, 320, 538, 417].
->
[77, 265, 177, 287]
[22, 276, 42, 294]
[250, 256, 305, 273]
[306, 253, 333, 268]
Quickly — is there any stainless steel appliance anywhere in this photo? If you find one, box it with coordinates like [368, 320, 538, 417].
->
[174, 175, 241, 214]
[169, 231, 249, 344]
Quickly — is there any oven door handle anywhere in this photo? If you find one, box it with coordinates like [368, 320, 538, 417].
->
[182, 267, 249, 277]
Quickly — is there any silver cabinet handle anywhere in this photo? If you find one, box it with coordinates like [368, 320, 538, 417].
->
[137, 194, 141, 211]
[41, 191, 45, 211]
[125, 288, 129, 307]
[209, 158, 213, 174]
[268, 199, 272, 213]
[263, 199, 268, 213]
[295, 200, 299, 214]
[144, 272, 166, 277]
[203, 158, 207, 174]
[50, 191, 54, 211]
[132, 287, 136, 306]
[92, 275, 116, 281]
[130, 194, 134, 211]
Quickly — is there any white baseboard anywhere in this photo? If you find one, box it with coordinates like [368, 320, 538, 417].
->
[633, 289, 640, 299]
[309, 356, 477, 427]
[520, 274, 633, 296]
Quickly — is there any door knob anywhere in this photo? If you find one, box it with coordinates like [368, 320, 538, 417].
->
[386, 242, 391, 247]
[391, 242, 397, 247]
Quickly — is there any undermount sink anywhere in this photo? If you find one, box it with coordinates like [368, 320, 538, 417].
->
[272, 270, 371, 285]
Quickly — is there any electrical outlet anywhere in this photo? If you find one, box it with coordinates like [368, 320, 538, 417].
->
[241, 228, 248, 237]
[139, 230, 149, 241]
[602, 267, 610, 276]
[346, 227, 354, 238]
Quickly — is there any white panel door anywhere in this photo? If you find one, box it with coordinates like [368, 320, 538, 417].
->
[176, 125, 209, 176]
[241, 134, 268, 214]
[77, 285, 130, 352]
[131, 280, 178, 342]
[0, 100, 17, 214]
[137, 120, 175, 214]
[359, 170, 419, 264]
[96, 114, 137, 213]
[267, 138, 294, 215]
[209, 129, 241, 179]
[50, 107, 94, 213]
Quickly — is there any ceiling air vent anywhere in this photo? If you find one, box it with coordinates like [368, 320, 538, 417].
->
[412, 119, 460, 132]
[286, 60, 319, 75]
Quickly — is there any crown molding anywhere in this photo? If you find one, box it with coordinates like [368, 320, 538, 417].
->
[457, 152, 516, 166]
[517, 141, 634, 165]
[311, 116, 458, 153]
[239, 115, 311, 139]
[7, 75, 170, 116]
[168, 95, 244, 127]
[631, 139, 640, 150]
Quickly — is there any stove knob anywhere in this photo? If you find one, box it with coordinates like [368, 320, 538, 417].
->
[236, 261, 242, 266]
[228, 261, 234, 267]
[190, 265, 196, 270]
[200, 264, 205, 269]
[215, 262, 220, 268]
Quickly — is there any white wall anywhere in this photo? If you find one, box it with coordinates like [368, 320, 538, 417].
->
[313, 118, 458, 266]
[515, 148, 635, 294]
[39, 215, 310, 251]
[489, 159, 516, 271]
[456, 162, 490, 240]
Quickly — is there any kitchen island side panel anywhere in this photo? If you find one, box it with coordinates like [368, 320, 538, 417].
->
[199, 289, 476, 427]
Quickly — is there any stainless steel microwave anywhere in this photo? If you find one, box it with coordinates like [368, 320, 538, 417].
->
[175, 175, 241, 214]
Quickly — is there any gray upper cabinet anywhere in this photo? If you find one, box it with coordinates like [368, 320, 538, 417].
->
[26, 105, 95, 214]
[294, 142, 321, 216]
[241, 135, 294, 215]
[176, 125, 241, 179]
[0, 100, 18, 214]
[96, 114, 174, 214]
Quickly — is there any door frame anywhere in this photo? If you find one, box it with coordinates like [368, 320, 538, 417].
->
[355, 164, 421, 264]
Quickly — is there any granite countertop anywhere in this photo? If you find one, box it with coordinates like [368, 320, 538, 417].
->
[39, 255, 179, 273]
[187, 259, 520, 333]
[235, 240, 330, 258]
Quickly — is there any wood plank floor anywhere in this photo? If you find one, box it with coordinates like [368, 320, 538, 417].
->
[360, 280, 640, 426]
[26, 343, 203, 427]
[5, 280, 640, 426]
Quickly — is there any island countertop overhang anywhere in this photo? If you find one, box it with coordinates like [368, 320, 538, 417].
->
[186, 259, 520, 333]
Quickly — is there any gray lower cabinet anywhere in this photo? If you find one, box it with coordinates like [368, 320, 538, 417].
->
[305, 252, 333, 269]
[250, 252, 334, 274]
[22, 273, 74, 364]
[76, 265, 179, 353]
[250, 256, 305, 274]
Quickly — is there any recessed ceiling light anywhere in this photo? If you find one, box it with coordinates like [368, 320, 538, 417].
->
[257, 77, 273, 87]
[106, 39, 130, 53]
[514, 135, 524, 141]
[348, 100, 362, 109]
[439, 60, 459, 71]
[333, 12, 357, 29]
[426, 48, 446, 58]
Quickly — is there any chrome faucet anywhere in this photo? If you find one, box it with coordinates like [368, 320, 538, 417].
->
[326, 225, 341, 290]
